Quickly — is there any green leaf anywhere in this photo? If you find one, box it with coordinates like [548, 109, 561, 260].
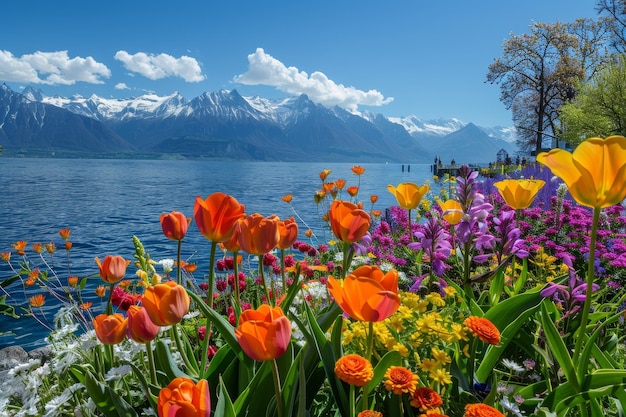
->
[154, 339, 191, 383]
[475, 289, 544, 382]
[0, 295, 18, 318]
[84, 370, 139, 417]
[489, 269, 505, 306]
[214, 376, 237, 417]
[539, 300, 579, 391]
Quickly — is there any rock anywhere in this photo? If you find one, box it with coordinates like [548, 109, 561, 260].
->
[28, 346, 53, 364]
[0, 345, 29, 370]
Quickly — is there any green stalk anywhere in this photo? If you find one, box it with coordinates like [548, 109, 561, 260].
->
[271, 359, 285, 417]
[145, 340, 157, 385]
[362, 321, 375, 411]
[176, 239, 182, 285]
[259, 255, 272, 305]
[233, 250, 241, 323]
[349, 384, 356, 417]
[200, 241, 218, 373]
[572, 207, 600, 383]
[280, 248, 287, 291]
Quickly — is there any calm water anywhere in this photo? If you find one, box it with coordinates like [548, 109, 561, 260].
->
[0, 158, 436, 350]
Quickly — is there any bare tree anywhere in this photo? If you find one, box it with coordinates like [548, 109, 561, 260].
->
[597, 0, 626, 51]
[487, 19, 612, 156]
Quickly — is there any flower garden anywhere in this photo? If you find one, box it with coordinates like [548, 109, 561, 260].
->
[1, 136, 626, 417]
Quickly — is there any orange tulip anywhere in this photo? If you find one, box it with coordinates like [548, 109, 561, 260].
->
[370, 195, 379, 204]
[222, 219, 242, 253]
[127, 305, 160, 344]
[194, 192, 245, 242]
[327, 265, 400, 322]
[438, 199, 463, 225]
[235, 304, 292, 361]
[160, 211, 191, 241]
[0, 252, 10, 262]
[328, 200, 371, 243]
[45, 242, 56, 254]
[32, 243, 43, 254]
[536, 136, 626, 209]
[277, 217, 299, 250]
[335, 178, 347, 189]
[493, 179, 545, 210]
[281, 194, 293, 203]
[142, 281, 190, 326]
[387, 182, 430, 210]
[93, 313, 127, 345]
[95, 255, 130, 284]
[158, 377, 211, 417]
[237, 213, 280, 255]
[58, 228, 71, 240]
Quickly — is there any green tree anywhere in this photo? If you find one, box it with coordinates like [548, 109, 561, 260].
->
[487, 19, 611, 156]
[560, 54, 626, 144]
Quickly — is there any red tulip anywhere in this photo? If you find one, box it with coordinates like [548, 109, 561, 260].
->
[160, 211, 191, 241]
[127, 305, 160, 343]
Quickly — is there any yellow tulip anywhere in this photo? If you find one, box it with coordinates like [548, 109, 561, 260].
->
[536, 136, 626, 208]
[437, 199, 463, 225]
[387, 182, 430, 210]
[493, 179, 545, 210]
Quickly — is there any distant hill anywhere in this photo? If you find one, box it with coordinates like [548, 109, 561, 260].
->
[0, 84, 518, 163]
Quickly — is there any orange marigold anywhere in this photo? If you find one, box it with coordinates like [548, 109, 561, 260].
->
[464, 316, 501, 345]
[358, 411, 382, 417]
[464, 403, 504, 417]
[334, 354, 373, 387]
[384, 366, 419, 395]
[419, 411, 448, 417]
[12, 241, 27, 256]
[410, 387, 443, 411]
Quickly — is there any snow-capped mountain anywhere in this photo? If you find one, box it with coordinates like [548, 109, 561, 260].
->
[1, 85, 517, 162]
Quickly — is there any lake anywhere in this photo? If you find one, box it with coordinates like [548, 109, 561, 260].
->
[0, 158, 437, 349]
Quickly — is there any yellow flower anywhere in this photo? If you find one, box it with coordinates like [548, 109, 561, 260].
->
[438, 199, 463, 225]
[420, 358, 439, 372]
[392, 343, 409, 357]
[387, 182, 430, 210]
[493, 179, 546, 210]
[431, 347, 451, 365]
[536, 135, 626, 208]
[429, 368, 453, 385]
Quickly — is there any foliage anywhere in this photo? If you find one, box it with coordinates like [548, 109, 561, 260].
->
[1, 157, 626, 417]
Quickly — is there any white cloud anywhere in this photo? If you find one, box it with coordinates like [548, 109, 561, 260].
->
[234, 48, 393, 113]
[0, 50, 110, 85]
[114, 82, 129, 90]
[114, 51, 204, 82]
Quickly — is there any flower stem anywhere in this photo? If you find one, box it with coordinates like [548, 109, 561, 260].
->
[233, 251, 241, 322]
[260, 255, 272, 305]
[145, 340, 157, 385]
[200, 241, 218, 373]
[572, 207, 600, 382]
[362, 321, 374, 411]
[349, 384, 356, 417]
[176, 239, 182, 285]
[271, 359, 285, 417]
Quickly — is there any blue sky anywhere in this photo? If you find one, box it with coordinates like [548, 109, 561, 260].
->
[1, 0, 600, 127]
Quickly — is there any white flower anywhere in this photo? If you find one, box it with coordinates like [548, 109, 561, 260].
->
[104, 365, 132, 382]
[159, 258, 175, 273]
[501, 397, 524, 417]
[502, 358, 525, 373]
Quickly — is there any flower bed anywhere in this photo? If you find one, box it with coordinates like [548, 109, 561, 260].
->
[1, 138, 626, 417]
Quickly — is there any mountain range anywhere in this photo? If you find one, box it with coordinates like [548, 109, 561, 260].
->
[0, 84, 517, 163]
